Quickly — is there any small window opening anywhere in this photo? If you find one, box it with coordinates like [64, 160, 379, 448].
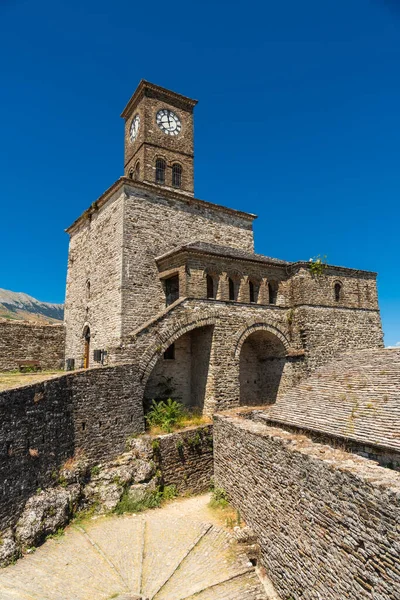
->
[86, 280, 90, 300]
[268, 281, 278, 304]
[334, 282, 342, 302]
[81, 422, 86, 431]
[155, 158, 166, 184]
[172, 163, 182, 188]
[249, 281, 255, 303]
[206, 274, 215, 299]
[164, 343, 175, 360]
[229, 278, 236, 301]
[249, 281, 259, 303]
[165, 275, 179, 306]
[135, 161, 140, 180]
[129, 168, 134, 180]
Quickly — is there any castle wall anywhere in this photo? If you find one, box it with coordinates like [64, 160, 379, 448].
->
[214, 413, 400, 600]
[157, 255, 380, 312]
[0, 321, 65, 371]
[0, 364, 144, 531]
[120, 185, 255, 335]
[64, 190, 124, 367]
[294, 305, 384, 371]
[289, 265, 379, 309]
[155, 425, 213, 495]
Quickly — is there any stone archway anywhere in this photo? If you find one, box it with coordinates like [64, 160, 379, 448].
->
[143, 325, 214, 413]
[239, 329, 287, 406]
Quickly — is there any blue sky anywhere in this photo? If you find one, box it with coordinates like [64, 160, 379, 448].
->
[0, 0, 399, 345]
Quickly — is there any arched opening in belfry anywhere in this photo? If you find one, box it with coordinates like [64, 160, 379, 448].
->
[144, 325, 214, 414]
[239, 329, 287, 406]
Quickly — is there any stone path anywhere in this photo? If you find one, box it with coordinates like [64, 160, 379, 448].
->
[0, 494, 271, 600]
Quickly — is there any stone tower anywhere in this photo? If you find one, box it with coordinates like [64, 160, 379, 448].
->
[121, 80, 198, 195]
[64, 80, 255, 368]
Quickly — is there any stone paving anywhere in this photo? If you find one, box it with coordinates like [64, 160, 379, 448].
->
[0, 494, 272, 600]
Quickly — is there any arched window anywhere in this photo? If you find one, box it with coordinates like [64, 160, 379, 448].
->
[172, 163, 182, 188]
[268, 281, 278, 305]
[155, 158, 166, 184]
[206, 274, 215, 299]
[334, 282, 342, 302]
[129, 168, 134, 180]
[83, 326, 90, 369]
[229, 277, 235, 301]
[86, 280, 90, 300]
[249, 281, 259, 303]
[135, 161, 140, 180]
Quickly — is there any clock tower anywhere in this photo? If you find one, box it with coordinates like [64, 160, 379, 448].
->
[121, 80, 198, 195]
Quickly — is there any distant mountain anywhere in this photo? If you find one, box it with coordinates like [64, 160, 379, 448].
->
[0, 288, 64, 324]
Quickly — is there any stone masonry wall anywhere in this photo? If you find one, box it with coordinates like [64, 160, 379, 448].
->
[64, 189, 124, 367]
[113, 297, 382, 413]
[120, 184, 255, 336]
[0, 321, 65, 371]
[294, 305, 384, 371]
[155, 425, 213, 495]
[214, 413, 400, 600]
[157, 255, 380, 312]
[0, 364, 144, 530]
[123, 89, 195, 194]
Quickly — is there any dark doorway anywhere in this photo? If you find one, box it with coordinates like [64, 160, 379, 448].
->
[239, 330, 287, 405]
[83, 326, 90, 369]
[144, 325, 214, 412]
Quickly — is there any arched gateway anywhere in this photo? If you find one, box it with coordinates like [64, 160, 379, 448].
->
[239, 329, 288, 406]
[143, 325, 214, 412]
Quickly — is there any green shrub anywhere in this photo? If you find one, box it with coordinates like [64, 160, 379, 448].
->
[114, 489, 163, 514]
[209, 486, 229, 509]
[90, 465, 100, 477]
[145, 398, 185, 433]
[162, 485, 177, 501]
[308, 254, 327, 277]
[114, 485, 177, 515]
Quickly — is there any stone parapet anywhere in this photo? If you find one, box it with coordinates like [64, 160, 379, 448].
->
[0, 320, 65, 372]
[214, 412, 400, 600]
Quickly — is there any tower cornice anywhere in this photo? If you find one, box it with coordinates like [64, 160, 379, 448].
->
[65, 178, 257, 235]
[121, 80, 198, 120]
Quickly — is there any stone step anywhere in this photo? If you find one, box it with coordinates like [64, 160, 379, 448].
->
[182, 571, 268, 600]
[140, 509, 211, 598]
[80, 514, 145, 593]
[0, 495, 274, 600]
[0, 526, 126, 600]
[154, 526, 253, 600]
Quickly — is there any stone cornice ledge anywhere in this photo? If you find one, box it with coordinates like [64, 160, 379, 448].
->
[65, 178, 257, 235]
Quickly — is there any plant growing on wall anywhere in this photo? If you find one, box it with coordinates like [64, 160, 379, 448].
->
[308, 255, 327, 277]
[145, 398, 185, 432]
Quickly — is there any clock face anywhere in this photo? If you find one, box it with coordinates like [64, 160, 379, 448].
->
[156, 109, 182, 136]
[129, 114, 140, 143]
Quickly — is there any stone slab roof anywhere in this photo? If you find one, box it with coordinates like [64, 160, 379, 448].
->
[156, 241, 290, 267]
[265, 348, 400, 453]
